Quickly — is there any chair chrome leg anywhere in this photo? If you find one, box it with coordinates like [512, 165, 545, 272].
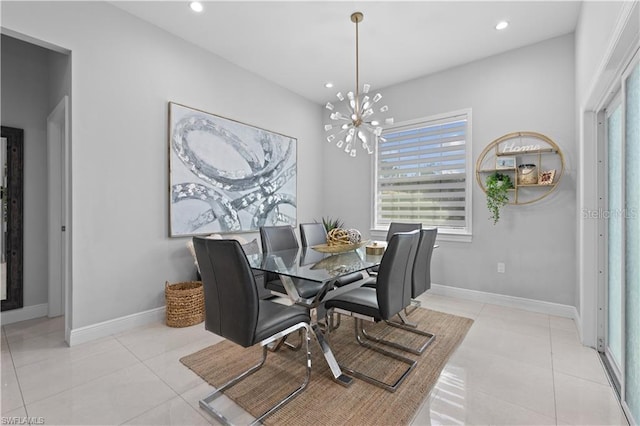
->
[327, 311, 341, 331]
[337, 318, 416, 393]
[199, 324, 312, 425]
[358, 310, 435, 355]
[396, 310, 418, 328]
[382, 320, 435, 355]
[283, 328, 304, 351]
[403, 299, 421, 321]
[252, 327, 311, 425]
[266, 328, 304, 352]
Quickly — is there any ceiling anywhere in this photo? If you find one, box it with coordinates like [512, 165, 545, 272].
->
[112, 1, 582, 104]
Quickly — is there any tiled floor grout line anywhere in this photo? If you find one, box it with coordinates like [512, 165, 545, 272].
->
[2, 326, 29, 417]
[17, 342, 147, 409]
[469, 305, 565, 422]
[114, 332, 216, 425]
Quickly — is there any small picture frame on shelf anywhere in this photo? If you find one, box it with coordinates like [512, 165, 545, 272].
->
[539, 169, 556, 185]
[496, 157, 516, 170]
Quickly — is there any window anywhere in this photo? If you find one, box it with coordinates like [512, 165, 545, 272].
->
[374, 109, 472, 236]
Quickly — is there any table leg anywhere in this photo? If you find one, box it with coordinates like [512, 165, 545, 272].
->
[311, 322, 353, 387]
[272, 259, 354, 387]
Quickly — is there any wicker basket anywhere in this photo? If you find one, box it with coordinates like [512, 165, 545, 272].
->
[165, 281, 204, 327]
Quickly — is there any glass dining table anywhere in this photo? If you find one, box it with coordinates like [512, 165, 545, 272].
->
[246, 246, 383, 386]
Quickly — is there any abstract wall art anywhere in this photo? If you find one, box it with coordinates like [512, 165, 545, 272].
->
[168, 102, 297, 237]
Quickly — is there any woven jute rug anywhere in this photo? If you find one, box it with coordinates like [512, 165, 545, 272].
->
[180, 308, 473, 425]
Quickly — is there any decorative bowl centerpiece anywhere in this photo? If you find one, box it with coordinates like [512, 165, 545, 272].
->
[312, 228, 367, 253]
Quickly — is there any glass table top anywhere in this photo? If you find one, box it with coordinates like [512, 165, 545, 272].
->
[247, 246, 382, 283]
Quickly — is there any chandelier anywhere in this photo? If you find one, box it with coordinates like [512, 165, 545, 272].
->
[324, 12, 393, 157]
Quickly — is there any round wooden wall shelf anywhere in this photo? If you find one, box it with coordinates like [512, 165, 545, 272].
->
[476, 131, 565, 205]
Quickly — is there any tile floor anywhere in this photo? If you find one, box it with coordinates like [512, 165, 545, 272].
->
[1, 294, 629, 425]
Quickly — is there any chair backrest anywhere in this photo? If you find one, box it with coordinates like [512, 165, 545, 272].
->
[376, 230, 420, 320]
[259, 226, 299, 283]
[299, 223, 327, 247]
[260, 225, 299, 252]
[412, 228, 438, 297]
[193, 237, 259, 347]
[385, 222, 422, 242]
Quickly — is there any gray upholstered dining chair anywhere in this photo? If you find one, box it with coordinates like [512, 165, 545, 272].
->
[259, 225, 326, 301]
[193, 237, 312, 425]
[407, 228, 438, 311]
[369, 222, 423, 275]
[299, 222, 327, 247]
[385, 228, 439, 327]
[299, 222, 364, 288]
[323, 230, 420, 392]
[385, 222, 423, 241]
[361, 228, 437, 354]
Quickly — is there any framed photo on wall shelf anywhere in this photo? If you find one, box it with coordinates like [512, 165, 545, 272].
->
[539, 169, 556, 185]
[495, 157, 516, 170]
[168, 102, 297, 237]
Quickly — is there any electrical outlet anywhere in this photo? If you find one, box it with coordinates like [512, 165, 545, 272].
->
[497, 262, 505, 273]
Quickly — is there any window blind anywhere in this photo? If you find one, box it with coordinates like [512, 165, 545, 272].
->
[376, 113, 469, 230]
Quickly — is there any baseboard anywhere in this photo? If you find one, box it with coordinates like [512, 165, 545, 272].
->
[69, 306, 165, 346]
[430, 283, 577, 318]
[0, 303, 48, 325]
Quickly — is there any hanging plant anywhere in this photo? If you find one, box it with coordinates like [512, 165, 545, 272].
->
[485, 172, 513, 224]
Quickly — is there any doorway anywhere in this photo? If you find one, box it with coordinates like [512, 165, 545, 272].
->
[599, 52, 639, 424]
[1, 32, 72, 343]
[47, 96, 69, 322]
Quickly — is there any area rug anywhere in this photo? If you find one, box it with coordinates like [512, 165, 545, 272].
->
[180, 308, 473, 425]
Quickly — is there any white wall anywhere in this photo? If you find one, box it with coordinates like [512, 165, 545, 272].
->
[1, 35, 50, 307]
[324, 34, 577, 306]
[2, 1, 325, 330]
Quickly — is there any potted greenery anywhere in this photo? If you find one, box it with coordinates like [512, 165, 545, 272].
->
[485, 172, 513, 224]
[317, 217, 344, 233]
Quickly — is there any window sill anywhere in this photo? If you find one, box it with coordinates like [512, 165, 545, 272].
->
[369, 229, 472, 243]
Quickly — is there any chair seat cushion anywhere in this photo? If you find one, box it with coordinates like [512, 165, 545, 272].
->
[265, 278, 325, 299]
[324, 287, 381, 320]
[254, 301, 310, 343]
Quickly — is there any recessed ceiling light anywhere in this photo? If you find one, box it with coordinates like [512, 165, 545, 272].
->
[325, 82, 334, 88]
[190, 2, 204, 13]
[495, 21, 509, 30]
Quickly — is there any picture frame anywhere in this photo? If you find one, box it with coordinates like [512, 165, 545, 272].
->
[168, 102, 297, 237]
[539, 169, 556, 185]
[495, 156, 516, 170]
